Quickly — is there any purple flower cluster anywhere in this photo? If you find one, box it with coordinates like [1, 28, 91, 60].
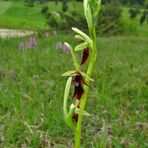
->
[28, 36, 36, 49]
[56, 42, 70, 54]
[19, 35, 37, 51]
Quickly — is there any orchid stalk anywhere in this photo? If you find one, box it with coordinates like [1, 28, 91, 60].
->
[62, 0, 101, 147]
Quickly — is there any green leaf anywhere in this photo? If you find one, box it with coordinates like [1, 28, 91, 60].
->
[72, 28, 93, 48]
[62, 70, 76, 76]
[75, 42, 88, 51]
[74, 108, 90, 116]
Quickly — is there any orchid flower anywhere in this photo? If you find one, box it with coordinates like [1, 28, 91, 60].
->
[62, 0, 101, 147]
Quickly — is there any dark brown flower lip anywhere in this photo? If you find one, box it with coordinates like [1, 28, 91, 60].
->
[72, 72, 85, 100]
[73, 85, 84, 100]
[72, 72, 85, 86]
[81, 48, 89, 65]
[72, 113, 78, 122]
[72, 104, 80, 123]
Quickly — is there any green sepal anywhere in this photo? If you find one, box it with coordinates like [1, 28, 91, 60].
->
[75, 42, 88, 51]
[75, 35, 85, 41]
[63, 78, 76, 130]
[72, 27, 93, 48]
[66, 104, 76, 130]
[63, 77, 72, 121]
[80, 72, 94, 82]
[74, 108, 90, 116]
[62, 70, 76, 77]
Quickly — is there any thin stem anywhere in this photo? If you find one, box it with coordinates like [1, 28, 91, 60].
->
[74, 85, 89, 148]
[69, 45, 80, 71]
[65, 42, 80, 71]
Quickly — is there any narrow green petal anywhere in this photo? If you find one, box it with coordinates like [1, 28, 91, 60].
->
[72, 28, 93, 48]
[62, 70, 76, 76]
[75, 35, 85, 41]
[80, 72, 94, 82]
[74, 108, 90, 116]
[63, 77, 72, 121]
[75, 42, 88, 51]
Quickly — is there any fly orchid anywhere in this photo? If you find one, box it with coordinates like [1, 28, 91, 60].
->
[62, 0, 101, 147]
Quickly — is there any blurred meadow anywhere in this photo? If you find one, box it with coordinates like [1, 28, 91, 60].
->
[0, 0, 148, 147]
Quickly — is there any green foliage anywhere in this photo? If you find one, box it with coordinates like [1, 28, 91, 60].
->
[129, 7, 140, 19]
[62, 0, 68, 12]
[24, 0, 35, 7]
[44, 10, 87, 30]
[41, 5, 48, 14]
[42, 0, 139, 36]
[0, 1, 45, 30]
[97, 0, 123, 35]
[0, 1, 148, 147]
[44, 11, 65, 30]
[116, 0, 145, 6]
[65, 11, 87, 29]
[0, 0, 145, 35]
[144, 0, 148, 9]
[140, 10, 148, 25]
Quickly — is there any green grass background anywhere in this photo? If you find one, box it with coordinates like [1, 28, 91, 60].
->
[0, 0, 148, 147]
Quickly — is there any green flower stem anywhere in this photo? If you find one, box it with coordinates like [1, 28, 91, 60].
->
[65, 42, 80, 71]
[74, 28, 97, 148]
[70, 46, 80, 71]
[74, 85, 89, 148]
